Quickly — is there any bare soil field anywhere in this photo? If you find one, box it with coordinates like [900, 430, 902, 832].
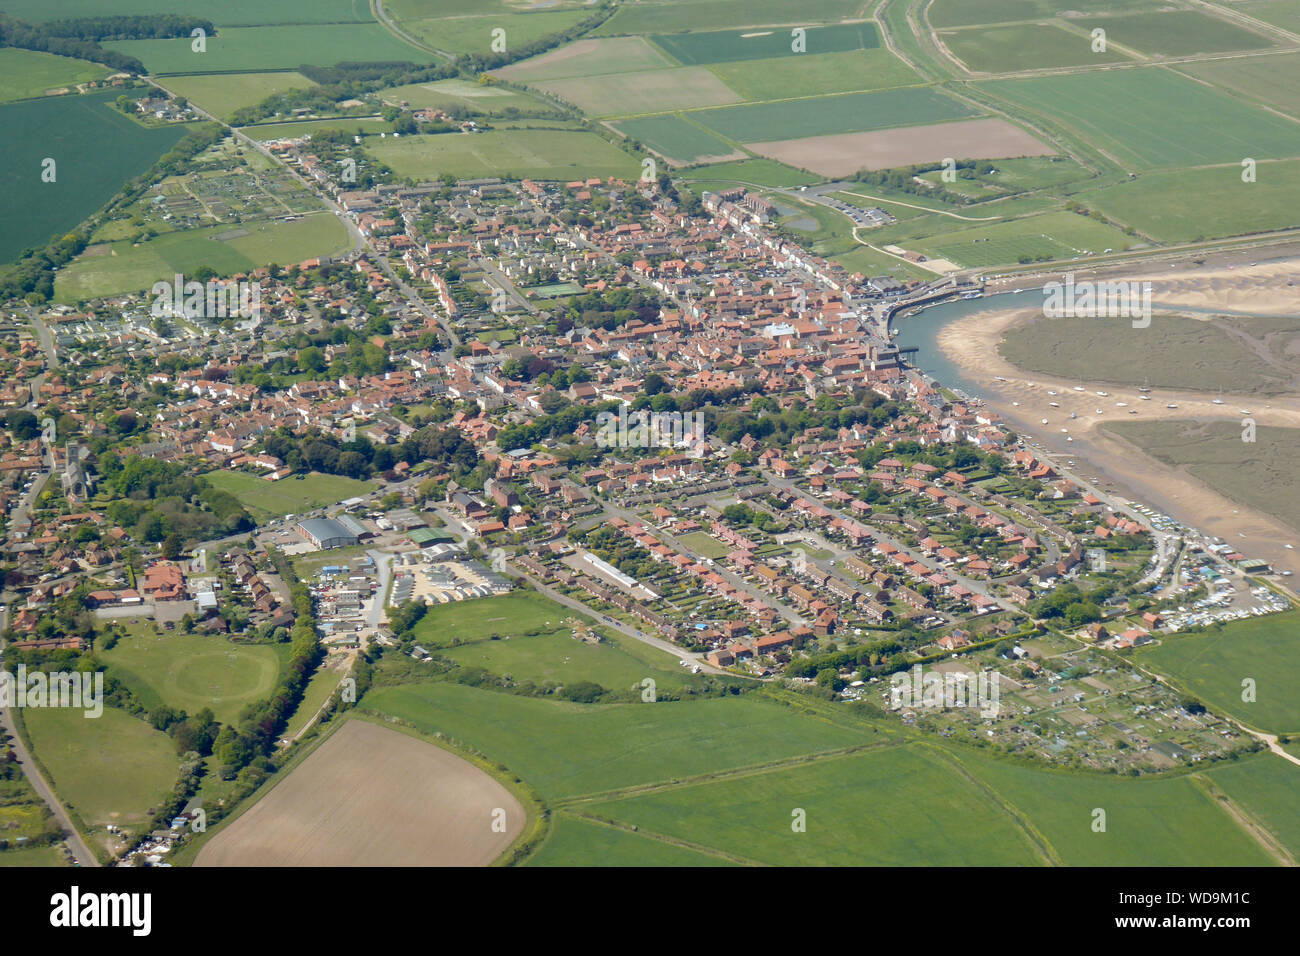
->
[195, 719, 526, 866]
[749, 118, 1053, 177]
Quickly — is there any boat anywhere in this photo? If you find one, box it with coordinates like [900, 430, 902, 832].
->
[1212, 398, 1225, 405]
[961, 291, 983, 300]
[1167, 403, 1178, 409]
[1049, 401, 1060, 408]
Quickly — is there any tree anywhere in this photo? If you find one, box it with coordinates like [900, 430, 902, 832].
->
[161, 532, 183, 560]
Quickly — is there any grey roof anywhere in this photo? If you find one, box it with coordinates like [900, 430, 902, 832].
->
[299, 517, 357, 542]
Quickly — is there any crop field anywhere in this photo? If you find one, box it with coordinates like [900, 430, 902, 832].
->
[708, 48, 922, 100]
[364, 128, 640, 181]
[409, 591, 589, 648]
[101, 629, 287, 725]
[360, 683, 875, 800]
[926, 0, 1168, 29]
[161, 72, 318, 121]
[752, 117, 1053, 177]
[1176, 53, 1300, 120]
[1136, 611, 1300, 734]
[498, 37, 674, 81]
[999, 314, 1300, 395]
[1077, 10, 1276, 56]
[649, 22, 879, 66]
[380, 79, 559, 115]
[940, 23, 1133, 73]
[694, 88, 978, 143]
[0, 91, 188, 266]
[1206, 756, 1300, 860]
[980, 69, 1300, 171]
[55, 212, 351, 301]
[613, 114, 742, 165]
[0, 49, 111, 104]
[1239, 0, 1300, 34]
[678, 158, 820, 188]
[591, 0, 868, 35]
[195, 719, 526, 865]
[583, 744, 1045, 865]
[916, 209, 1131, 266]
[527, 814, 733, 866]
[1080, 160, 1300, 242]
[540, 67, 742, 116]
[0, 0, 373, 24]
[105, 25, 432, 75]
[23, 707, 177, 829]
[401, 12, 590, 55]
[201, 470, 375, 522]
[1103, 419, 1300, 534]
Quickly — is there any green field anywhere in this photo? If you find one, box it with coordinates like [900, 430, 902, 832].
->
[1080, 161, 1300, 242]
[708, 49, 922, 100]
[527, 813, 733, 866]
[1078, 10, 1276, 56]
[55, 212, 351, 301]
[0, 49, 111, 103]
[1136, 611, 1300, 734]
[1239, 0, 1300, 35]
[201, 470, 375, 522]
[499, 36, 674, 81]
[1176, 53, 1300, 120]
[941, 23, 1133, 72]
[102, 629, 287, 725]
[23, 706, 177, 829]
[694, 88, 978, 142]
[1206, 755, 1300, 860]
[162, 72, 318, 121]
[1103, 419, 1300, 535]
[380, 78, 559, 115]
[541, 66, 742, 116]
[613, 114, 740, 164]
[981, 68, 1300, 171]
[0, 0, 373, 24]
[362, 682, 874, 800]
[650, 22, 879, 66]
[678, 157, 820, 188]
[917, 209, 1132, 267]
[927, 0, 1168, 29]
[675, 530, 732, 560]
[0, 90, 188, 265]
[365, 128, 640, 181]
[584, 744, 1045, 865]
[591, 0, 866, 35]
[409, 590, 587, 648]
[0, 845, 68, 867]
[106, 24, 431, 75]
[282, 665, 346, 738]
[239, 118, 393, 141]
[401, 11, 589, 55]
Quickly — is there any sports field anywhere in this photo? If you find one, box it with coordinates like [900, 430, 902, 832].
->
[102, 629, 287, 725]
[364, 128, 640, 181]
[694, 88, 978, 143]
[613, 115, 742, 165]
[980, 68, 1300, 171]
[0, 90, 188, 266]
[201, 470, 375, 522]
[161, 72, 318, 121]
[105, 24, 431, 75]
[55, 213, 351, 301]
[1136, 611, 1300, 734]
[0, 49, 111, 104]
[195, 719, 526, 865]
[649, 22, 879, 66]
[23, 706, 178, 829]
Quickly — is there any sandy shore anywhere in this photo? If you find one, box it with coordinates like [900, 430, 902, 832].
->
[933, 260, 1300, 575]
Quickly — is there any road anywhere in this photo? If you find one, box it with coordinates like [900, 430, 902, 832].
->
[0, 707, 98, 866]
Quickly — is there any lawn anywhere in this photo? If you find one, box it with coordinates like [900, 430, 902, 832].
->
[23, 706, 178, 829]
[917, 209, 1132, 267]
[409, 590, 588, 647]
[649, 22, 879, 66]
[105, 24, 431, 75]
[0, 845, 68, 866]
[360, 682, 875, 800]
[55, 213, 351, 301]
[201, 470, 376, 522]
[675, 530, 732, 560]
[527, 813, 734, 866]
[101, 628, 288, 725]
[1136, 611, 1300, 735]
[694, 88, 978, 143]
[161, 72, 318, 121]
[980, 68, 1300, 171]
[0, 49, 110, 103]
[584, 744, 1045, 865]
[0, 90, 188, 266]
[364, 128, 640, 181]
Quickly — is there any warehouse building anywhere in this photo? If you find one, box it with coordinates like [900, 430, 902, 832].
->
[298, 517, 360, 550]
